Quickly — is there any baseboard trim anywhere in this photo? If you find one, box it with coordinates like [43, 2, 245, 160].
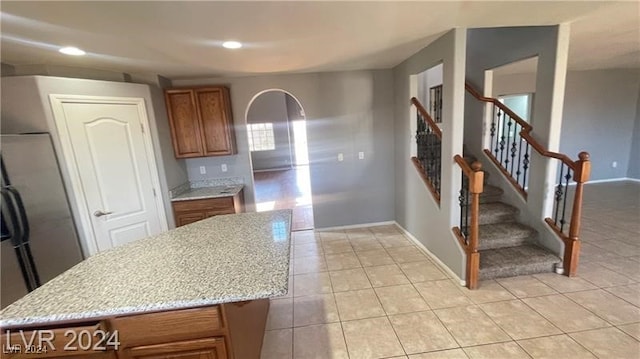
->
[568, 177, 640, 185]
[315, 221, 396, 231]
[394, 221, 466, 287]
[252, 167, 293, 173]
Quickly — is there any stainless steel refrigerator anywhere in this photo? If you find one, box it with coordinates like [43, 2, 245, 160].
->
[1, 133, 84, 308]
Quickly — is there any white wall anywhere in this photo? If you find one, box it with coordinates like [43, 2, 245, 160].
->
[465, 25, 571, 257]
[1, 76, 187, 255]
[173, 70, 396, 228]
[393, 29, 468, 279]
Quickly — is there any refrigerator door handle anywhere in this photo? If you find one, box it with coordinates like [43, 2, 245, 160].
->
[5, 186, 30, 244]
[1, 188, 23, 246]
[1, 188, 38, 291]
[5, 186, 40, 288]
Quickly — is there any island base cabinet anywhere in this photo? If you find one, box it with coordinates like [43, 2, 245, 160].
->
[122, 337, 227, 359]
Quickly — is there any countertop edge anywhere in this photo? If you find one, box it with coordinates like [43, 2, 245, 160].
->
[0, 287, 288, 328]
[170, 185, 244, 202]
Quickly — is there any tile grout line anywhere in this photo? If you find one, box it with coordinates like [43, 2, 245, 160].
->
[516, 293, 604, 358]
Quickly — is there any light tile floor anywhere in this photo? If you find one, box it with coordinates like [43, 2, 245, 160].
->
[262, 182, 640, 358]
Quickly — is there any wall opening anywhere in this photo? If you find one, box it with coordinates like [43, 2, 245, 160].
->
[246, 90, 314, 231]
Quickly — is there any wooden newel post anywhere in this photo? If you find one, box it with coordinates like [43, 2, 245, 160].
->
[565, 151, 590, 277]
[466, 161, 484, 289]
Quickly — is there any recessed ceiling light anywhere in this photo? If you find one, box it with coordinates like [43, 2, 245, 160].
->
[222, 41, 242, 49]
[59, 46, 86, 56]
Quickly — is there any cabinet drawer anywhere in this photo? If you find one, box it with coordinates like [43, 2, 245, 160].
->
[124, 337, 227, 359]
[176, 212, 206, 227]
[173, 197, 234, 213]
[110, 306, 223, 348]
[1, 322, 111, 358]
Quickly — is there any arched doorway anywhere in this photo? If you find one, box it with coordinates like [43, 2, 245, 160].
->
[245, 90, 314, 230]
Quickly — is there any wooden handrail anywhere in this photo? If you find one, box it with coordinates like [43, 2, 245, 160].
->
[452, 155, 484, 289]
[411, 97, 442, 139]
[520, 131, 577, 170]
[465, 82, 577, 170]
[465, 83, 532, 132]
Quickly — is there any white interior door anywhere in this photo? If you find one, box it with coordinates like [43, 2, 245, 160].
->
[51, 96, 166, 252]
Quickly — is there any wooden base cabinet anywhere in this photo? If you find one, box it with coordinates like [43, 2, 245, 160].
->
[173, 191, 244, 228]
[1, 299, 269, 359]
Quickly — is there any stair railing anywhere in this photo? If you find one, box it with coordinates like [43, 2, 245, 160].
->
[465, 82, 591, 276]
[410, 97, 442, 204]
[452, 155, 484, 289]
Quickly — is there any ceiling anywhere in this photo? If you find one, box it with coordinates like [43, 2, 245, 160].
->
[1, 1, 638, 80]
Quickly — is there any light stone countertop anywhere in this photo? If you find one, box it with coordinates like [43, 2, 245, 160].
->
[0, 210, 291, 327]
[171, 184, 244, 202]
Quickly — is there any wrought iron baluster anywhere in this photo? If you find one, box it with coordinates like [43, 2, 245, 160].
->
[554, 163, 565, 226]
[509, 123, 518, 176]
[560, 168, 572, 232]
[490, 106, 496, 154]
[503, 116, 512, 168]
[522, 143, 530, 190]
[494, 106, 501, 157]
[458, 177, 466, 242]
[499, 113, 506, 167]
[465, 178, 470, 238]
[516, 130, 523, 186]
[433, 136, 442, 193]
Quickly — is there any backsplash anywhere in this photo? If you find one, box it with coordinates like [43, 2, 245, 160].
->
[169, 177, 244, 198]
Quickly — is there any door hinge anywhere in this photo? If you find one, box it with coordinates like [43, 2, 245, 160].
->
[152, 188, 157, 197]
[140, 123, 145, 133]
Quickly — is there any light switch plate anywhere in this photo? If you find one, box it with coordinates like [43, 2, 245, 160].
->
[199, 166, 206, 174]
[358, 152, 365, 160]
[338, 153, 344, 162]
[221, 164, 228, 172]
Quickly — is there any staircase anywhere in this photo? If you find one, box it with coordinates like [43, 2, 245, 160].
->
[466, 155, 562, 280]
[411, 88, 589, 289]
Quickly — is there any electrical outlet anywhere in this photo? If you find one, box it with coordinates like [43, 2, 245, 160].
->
[221, 164, 228, 172]
[358, 151, 365, 160]
[612, 161, 618, 168]
[199, 166, 206, 174]
[338, 153, 344, 162]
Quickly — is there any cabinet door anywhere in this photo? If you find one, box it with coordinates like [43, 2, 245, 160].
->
[165, 90, 204, 158]
[194, 88, 236, 156]
[175, 212, 206, 227]
[124, 337, 227, 359]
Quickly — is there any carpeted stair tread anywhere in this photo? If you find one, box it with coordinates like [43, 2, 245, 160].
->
[479, 244, 561, 280]
[478, 202, 518, 225]
[478, 222, 536, 250]
[480, 184, 503, 203]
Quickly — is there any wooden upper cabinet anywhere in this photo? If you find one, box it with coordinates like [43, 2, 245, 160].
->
[165, 87, 236, 158]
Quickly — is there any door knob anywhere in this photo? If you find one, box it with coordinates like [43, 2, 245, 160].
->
[93, 210, 113, 217]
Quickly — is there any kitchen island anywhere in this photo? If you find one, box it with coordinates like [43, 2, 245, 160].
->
[0, 210, 291, 358]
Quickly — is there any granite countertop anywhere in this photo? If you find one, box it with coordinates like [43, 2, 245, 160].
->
[171, 184, 244, 202]
[0, 210, 292, 327]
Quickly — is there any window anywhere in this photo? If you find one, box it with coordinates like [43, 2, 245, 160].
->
[429, 85, 443, 123]
[247, 123, 275, 151]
